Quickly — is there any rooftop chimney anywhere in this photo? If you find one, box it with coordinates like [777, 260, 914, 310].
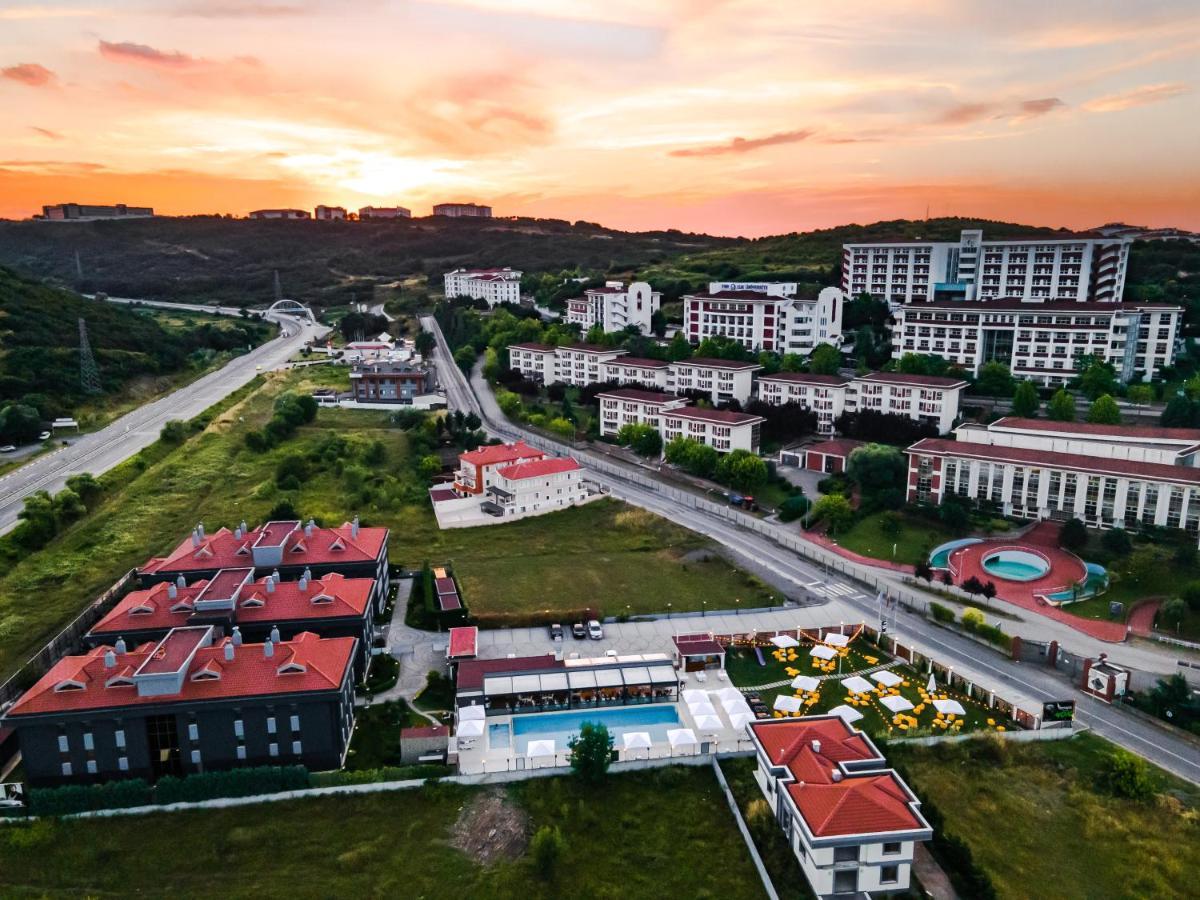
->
[270, 625, 281, 643]
[266, 575, 275, 593]
[104, 650, 116, 669]
[351, 515, 360, 539]
[224, 641, 235, 662]
[302, 567, 312, 581]
[176, 575, 186, 588]
[831, 770, 843, 783]
[264, 638, 274, 659]
[191, 529, 201, 548]
[299, 574, 308, 591]
[167, 583, 178, 599]
[232, 626, 243, 646]
[197, 522, 205, 540]
[811, 739, 821, 754]
[234, 526, 242, 540]
[304, 521, 313, 538]
[115, 637, 127, 655]
[272, 568, 280, 581]
[240, 519, 248, 533]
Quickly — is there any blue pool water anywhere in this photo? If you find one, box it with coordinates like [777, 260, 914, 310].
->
[501, 705, 681, 754]
[488, 722, 511, 749]
[1045, 563, 1110, 604]
[982, 550, 1050, 582]
[929, 538, 982, 568]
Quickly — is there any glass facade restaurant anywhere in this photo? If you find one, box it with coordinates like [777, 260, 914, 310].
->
[475, 655, 679, 714]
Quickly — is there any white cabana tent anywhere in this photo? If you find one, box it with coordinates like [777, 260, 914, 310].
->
[828, 704, 864, 724]
[459, 704, 486, 720]
[773, 694, 803, 713]
[873, 670, 903, 688]
[927, 673, 937, 693]
[823, 632, 850, 647]
[770, 635, 799, 649]
[687, 700, 718, 718]
[842, 675, 875, 695]
[457, 718, 485, 738]
[934, 699, 966, 716]
[791, 674, 821, 692]
[714, 687, 744, 705]
[667, 728, 698, 754]
[727, 712, 755, 732]
[621, 732, 653, 755]
[693, 713, 723, 731]
[682, 689, 709, 704]
[880, 695, 914, 713]
[527, 739, 556, 767]
[810, 645, 837, 661]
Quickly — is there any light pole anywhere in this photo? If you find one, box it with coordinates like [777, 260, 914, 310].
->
[667, 602, 672, 620]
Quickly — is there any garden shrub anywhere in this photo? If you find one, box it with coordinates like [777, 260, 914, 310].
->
[930, 602, 955, 624]
[155, 765, 309, 804]
[961, 608, 986, 629]
[27, 778, 152, 817]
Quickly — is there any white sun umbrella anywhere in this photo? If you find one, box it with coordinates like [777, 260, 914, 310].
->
[774, 694, 803, 713]
[873, 670, 903, 688]
[842, 675, 875, 695]
[770, 635, 799, 649]
[810, 645, 837, 661]
[927, 673, 937, 693]
[667, 728, 697, 750]
[728, 711, 755, 732]
[458, 704, 485, 720]
[527, 739, 556, 757]
[880, 695, 914, 713]
[622, 731, 653, 752]
[828, 704, 864, 725]
[693, 713, 723, 732]
[682, 689, 708, 704]
[457, 718, 485, 738]
[933, 699, 966, 716]
[791, 675, 820, 692]
[688, 699, 718, 718]
[823, 632, 850, 648]
[714, 687, 744, 705]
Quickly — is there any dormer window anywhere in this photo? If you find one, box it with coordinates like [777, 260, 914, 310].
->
[54, 680, 86, 692]
[105, 674, 135, 688]
[130, 604, 154, 616]
[236, 544, 250, 556]
[329, 539, 345, 551]
[291, 541, 307, 553]
[195, 545, 213, 558]
[310, 594, 334, 605]
[242, 597, 265, 608]
[191, 670, 221, 681]
[277, 662, 307, 675]
[170, 602, 193, 614]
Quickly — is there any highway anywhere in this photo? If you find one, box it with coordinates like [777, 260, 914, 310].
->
[0, 313, 328, 534]
[421, 315, 1200, 784]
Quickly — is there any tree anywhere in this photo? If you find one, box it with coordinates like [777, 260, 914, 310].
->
[1087, 394, 1122, 425]
[665, 332, 692, 361]
[65, 472, 102, 506]
[568, 722, 613, 782]
[1182, 582, 1200, 612]
[1101, 527, 1132, 557]
[1047, 388, 1076, 422]
[1094, 751, 1155, 801]
[939, 495, 970, 531]
[482, 347, 501, 381]
[414, 330, 435, 358]
[779, 494, 809, 522]
[15, 490, 57, 548]
[1160, 394, 1196, 428]
[846, 444, 906, 510]
[1011, 381, 1040, 418]
[1059, 518, 1088, 552]
[615, 423, 662, 457]
[808, 343, 842, 375]
[1127, 384, 1154, 408]
[531, 825, 566, 879]
[962, 575, 984, 597]
[981, 581, 998, 604]
[1078, 358, 1118, 400]
[812, 493, 854, 535]
[914, 559, 933, 582]
[453, 345, 477, 374]
[718, 450, 768, 494]
[1160, 597, 1188, 631]
[0, 403, 42, 445]
[975, 362, 1015, 397]
[417, 455, 441, 481]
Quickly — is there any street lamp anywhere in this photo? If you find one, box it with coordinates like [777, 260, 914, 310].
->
[736, 598, 740, 616]
[667, 602, 672, 619]
[702, 600, 707, 617]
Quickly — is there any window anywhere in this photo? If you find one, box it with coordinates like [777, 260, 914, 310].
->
[269, 742, 279, 758]
[187, 723, 200, 742]
[267, 716, 277, 734]
[882, 841, 902, 855]
[83, 732, 94, 751]
[86, 760, 98, 774]
[292, 740, 303, 755]
[881, 864, 900, 885]
[236, 746, 247, 761]
[190, 749, 202, 765]
[234, 719, 244, 739]
[118, 756, 129, 772]
[834, 846, 860, 863]
[58, 734, 69, 753]
[61, 762, 73, 777]
[115, 729, 126, 749]
[289, 715, 300, 732]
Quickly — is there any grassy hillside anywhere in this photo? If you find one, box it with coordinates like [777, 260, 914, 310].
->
[0, 266, 268, 422]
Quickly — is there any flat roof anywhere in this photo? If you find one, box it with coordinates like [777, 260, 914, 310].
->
[662, 407, 765, 426]
[674, 357, 763, 371]
[596, 388, 685, 404]
[448, 626, 478, 659]
[758, 372, 850, 386]
[989, 417, 1200, 444]
[856, 372, 967, 389]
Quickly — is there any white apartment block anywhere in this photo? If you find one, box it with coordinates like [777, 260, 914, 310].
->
[566, 281, 661, 335]
[600, 357, 671, 390]
[661, 406, 763, 454]
[749, 717, 932, 898]
[668, 358, 761, 405]
[755, 373, 850, 434]
[433, 203, 492, 217]
[482, 457, 590, 520]
[443, 268, 522, 307]
[553, 344, 628, 387]
[596, 388, 688, 437]
[892, 301, 1181, 385]
[507, 343, 558, 383]
[843, 228, 1131, 305]
[359, 206, 411, 219]
[907, 418, 1200, 541]
[314, 205, 346, 220]
[846, 372, 966, 435]
[249, 208, 310, 220]
[683, 285, 844, 355]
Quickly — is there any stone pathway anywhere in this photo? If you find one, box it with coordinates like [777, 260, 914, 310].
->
[737, 660, 899, 693]
[914, 842, 960, 900]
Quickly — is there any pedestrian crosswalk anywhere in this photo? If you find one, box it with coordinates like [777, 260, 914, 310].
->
[809, 581, 862, 599]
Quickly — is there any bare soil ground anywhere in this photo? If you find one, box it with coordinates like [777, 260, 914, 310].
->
[448, 788, 529, 866]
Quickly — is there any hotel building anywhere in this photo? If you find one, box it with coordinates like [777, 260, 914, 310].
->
[565, 281, 661, 335]
[443, 267, 522, 307]
[682, 284, 844, 355]
[756, 372, 965, 435]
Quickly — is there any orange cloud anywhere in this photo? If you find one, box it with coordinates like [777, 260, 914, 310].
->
[29, 126, 64, 140]
[98, 40, 200, 68]
[1084, 82, 1191, 112]
[1, 63, 57, 87]
[670, 129, 814, 158]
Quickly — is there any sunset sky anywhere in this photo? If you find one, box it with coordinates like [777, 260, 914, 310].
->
[1, 0, 1198, 236]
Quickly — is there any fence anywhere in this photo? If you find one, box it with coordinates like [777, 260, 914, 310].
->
[0, 569, 137, 710]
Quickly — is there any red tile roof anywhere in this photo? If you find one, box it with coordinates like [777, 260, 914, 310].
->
[759, 373, 850, 386]
[141, 521, 387, 575]
[806, 439, 866, 459]
[789, 773, 926, 837]
[508, 342, 557, 352]
[561, 343, 627, 355]
[663, 407, 764, 425]
[672, 633, 725, 656]
[989, 417, 1200, 443]
[908, 437, 1200, 485]
[604, 357, 670, 369]
[429, 487, 458, 503]
[855, 372, 966, 389]
[596, 388, 685, 404]
[674, 357, 763, 371]
[448, 626, 477, 659]
[459, 441, 544, 467]
[7, 631, 355, 717]
[497, 457, 581, 480]
[455, 654, 562, 691]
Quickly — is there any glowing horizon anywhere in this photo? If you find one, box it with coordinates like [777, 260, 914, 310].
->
[1, 0, 1198, 237]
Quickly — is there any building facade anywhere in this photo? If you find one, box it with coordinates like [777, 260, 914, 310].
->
[40, 203, 153, 221]
[350, 362, 432, 404]
[507, 343, 558, 383]
[565, 281, 661, 335]
[3, 627, 356, 786]
[661, 407, 763, 454]
[314, 205, 347, 220]
[599, 357, 671, 391]
[249, 209, 311, 220]
[748, 716, 932, 897]
[682, 284, 844, 355]
[433, 203, 492, 217]
[906, 418, 1200, 542]
[756, 373, 850, 434]
[843, 228, 1131, 304]
[596, 389, 688, 437]
[443, 268, 522, 306]
[891, 300, 1181, 384]
[358, 206, 411, 219]
[481, 457, 589, 519]
[553, 344, 628, 387]
[453, 441, 545, 497]
[668, 358, 761, 405]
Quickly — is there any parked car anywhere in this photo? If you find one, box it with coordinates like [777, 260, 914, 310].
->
[587, 619, 604, 640]
[38, 431, 51, 441]
[549, 623, 564, 641]
[572, 622, 586, 639]
[0, 446, 15, 453]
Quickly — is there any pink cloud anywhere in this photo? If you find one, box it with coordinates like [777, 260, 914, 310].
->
[30, 126, 64, 140]
[1083, 82, 1190, 113]
[2, 63, 57, 87]
[670, 129, 814, 158]
[99, 41, 199, 68]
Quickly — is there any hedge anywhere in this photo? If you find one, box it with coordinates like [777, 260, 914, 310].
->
[155, 765, 309, 804]
[310, 764, 450, 787]
[930, 602, 955, 624]
[28, 778, 152, 817]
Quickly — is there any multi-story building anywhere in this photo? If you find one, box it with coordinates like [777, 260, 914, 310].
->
[314, 205, 346, 220]
[891, 300, 1181, 385]
[507, 343, 558, 383]
[358, 206, 411, 219]
[2, 626, 356, 786]
[600, 357, 671, 391]
[683, 284, 843, 355]
[40, 203, 153, 221]
[748, 716, 932, 897]
[481, 457, 588, 520]
[86, 570, 378, 675]
[845, 372, 966, 435]
[906, 418, 1200, 541]
[433, 203, 492, 218]
[139, 520, 390, 609]
[249, 209, 311, 220]
[453, 441, 545, 497]
[565, 281, 661, 335]
[596, 388, 688, 437]
[350, 361, 432, 404]
[843, 228, 1132, 305]
[553, 344, 628, 387]
[443, 267, 522, 307]
[661, 406, 763, 454]
[755, 373, 850, 434]
[668, 358, 761, 405]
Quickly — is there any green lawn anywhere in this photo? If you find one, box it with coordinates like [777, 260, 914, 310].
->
[344, 700, 427, 770]
[0, 768, 765, 900]
[833, 510, 959, 566]
[890, 733, 1200, 900]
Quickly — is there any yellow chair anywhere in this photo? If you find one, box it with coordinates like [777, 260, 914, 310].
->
[773, 711, 783, 718]
[997, 726, 1006, 731]
[986, 718, 996, 726]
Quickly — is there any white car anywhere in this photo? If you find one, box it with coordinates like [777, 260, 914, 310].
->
[39, 431, 51, 440]
[0, 445, 15, 453]
[587, 619, 604, 640]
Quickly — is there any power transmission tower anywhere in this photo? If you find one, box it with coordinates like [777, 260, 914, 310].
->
[273, 270, 283, 303]
[79, 318, 102, 394]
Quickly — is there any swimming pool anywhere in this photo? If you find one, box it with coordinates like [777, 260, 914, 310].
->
[929, 538, 982, 568]
[499, 705, 681, 754]
[982, 549, 1050, 582]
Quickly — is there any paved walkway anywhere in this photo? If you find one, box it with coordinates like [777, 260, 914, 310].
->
[1128, 599, 1162, 638]
[355, 579, 447, 722]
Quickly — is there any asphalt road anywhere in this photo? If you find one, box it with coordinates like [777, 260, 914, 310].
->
[0, 313, 328, 535]
[421, 315, 1200, 784]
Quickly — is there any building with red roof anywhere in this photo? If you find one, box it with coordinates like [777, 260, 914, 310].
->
[442, 265, 520, 306]
[453, 440, 545, 497]
[564, 281, 661, 336]
[661, 406, 764, 455]
[3, 626, 357, 786]
[748, 716, 932, 896]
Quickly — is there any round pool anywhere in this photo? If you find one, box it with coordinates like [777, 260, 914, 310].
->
[982, 549, 1050, 582]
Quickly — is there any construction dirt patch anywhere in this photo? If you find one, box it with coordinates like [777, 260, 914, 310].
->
[448, 788, 529, 866]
